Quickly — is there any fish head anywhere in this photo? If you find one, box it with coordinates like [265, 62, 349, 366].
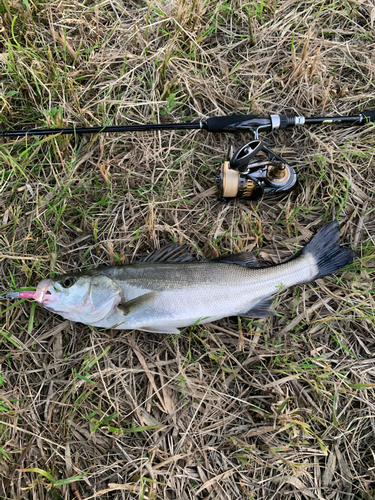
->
[34, 273, 122, 324]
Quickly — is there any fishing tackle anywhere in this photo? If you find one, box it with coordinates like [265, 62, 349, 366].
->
[2, 110, 374, 202]
[213, 111, 374, 201]
[217, 139, 297, 201]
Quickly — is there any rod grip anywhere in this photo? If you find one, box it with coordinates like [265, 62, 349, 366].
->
[205, 114, 259, 132]
[362, 110, 375, 123]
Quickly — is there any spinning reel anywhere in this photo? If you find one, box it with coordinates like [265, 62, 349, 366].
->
[217, 139, 297, 201]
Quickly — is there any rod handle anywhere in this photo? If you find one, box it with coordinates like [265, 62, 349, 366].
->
[205, 114, 260, 132]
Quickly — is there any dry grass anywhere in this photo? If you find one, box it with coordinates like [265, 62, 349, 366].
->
[0, 0, 375, 498]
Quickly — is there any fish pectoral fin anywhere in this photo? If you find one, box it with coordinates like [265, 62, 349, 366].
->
[140, 243, 198, 263]
[117, 291, 159, 315]
[240, 296, 279, 319]
[138, 326, 181, 334]
[212, 251, 260, 268]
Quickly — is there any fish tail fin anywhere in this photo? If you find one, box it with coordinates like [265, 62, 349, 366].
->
[302, 221, 355, 279]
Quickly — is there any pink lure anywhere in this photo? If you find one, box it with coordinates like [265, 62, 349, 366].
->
[5, 291, 36, 299]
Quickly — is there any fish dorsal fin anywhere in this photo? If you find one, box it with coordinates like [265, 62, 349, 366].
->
[212, 251, 260, 268]
[240, 296, 279, 319]
[140, 243, 197, 263]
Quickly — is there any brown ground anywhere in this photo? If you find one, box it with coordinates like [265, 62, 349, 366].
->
[0, 0, 375, 499]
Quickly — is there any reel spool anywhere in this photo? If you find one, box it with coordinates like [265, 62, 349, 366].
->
[217, 140, 297, 201]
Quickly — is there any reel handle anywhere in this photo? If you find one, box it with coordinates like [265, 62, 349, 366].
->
[229, 140, 263, 171]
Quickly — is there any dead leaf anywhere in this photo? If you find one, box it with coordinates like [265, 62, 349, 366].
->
[272, 475, 316, 499]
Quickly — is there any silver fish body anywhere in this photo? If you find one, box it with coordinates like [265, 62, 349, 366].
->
[88, 256, 317, 331]
[29, 221, 354, 334]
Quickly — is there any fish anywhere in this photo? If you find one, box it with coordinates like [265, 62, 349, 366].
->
[5, 221, 355, 334]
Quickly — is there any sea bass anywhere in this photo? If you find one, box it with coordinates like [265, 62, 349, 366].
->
[6, 222, 355, 334]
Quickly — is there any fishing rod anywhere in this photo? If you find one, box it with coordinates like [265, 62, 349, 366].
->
[1, 110, 374, 138]
[2, 110, 374, 201]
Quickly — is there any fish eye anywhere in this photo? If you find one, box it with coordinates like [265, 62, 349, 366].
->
[61, 277, 76, 289]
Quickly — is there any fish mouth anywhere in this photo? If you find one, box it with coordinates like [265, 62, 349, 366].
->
[34, 280, 55, 304]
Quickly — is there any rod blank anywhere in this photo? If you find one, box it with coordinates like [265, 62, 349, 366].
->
[0, 110, 373, 138]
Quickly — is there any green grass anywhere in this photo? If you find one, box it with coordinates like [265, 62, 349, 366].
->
[0, 0, 374, 498]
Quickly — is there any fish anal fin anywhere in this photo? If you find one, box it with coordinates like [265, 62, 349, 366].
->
[139, 326, 181, 334]
[141, 243, 197, 263]
[117, 291, 159, 315]
[240, 296, 279, 319]
[213, 251, 260, 268]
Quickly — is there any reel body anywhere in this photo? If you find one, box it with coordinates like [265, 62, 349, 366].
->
[217, 139, 297, 201]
